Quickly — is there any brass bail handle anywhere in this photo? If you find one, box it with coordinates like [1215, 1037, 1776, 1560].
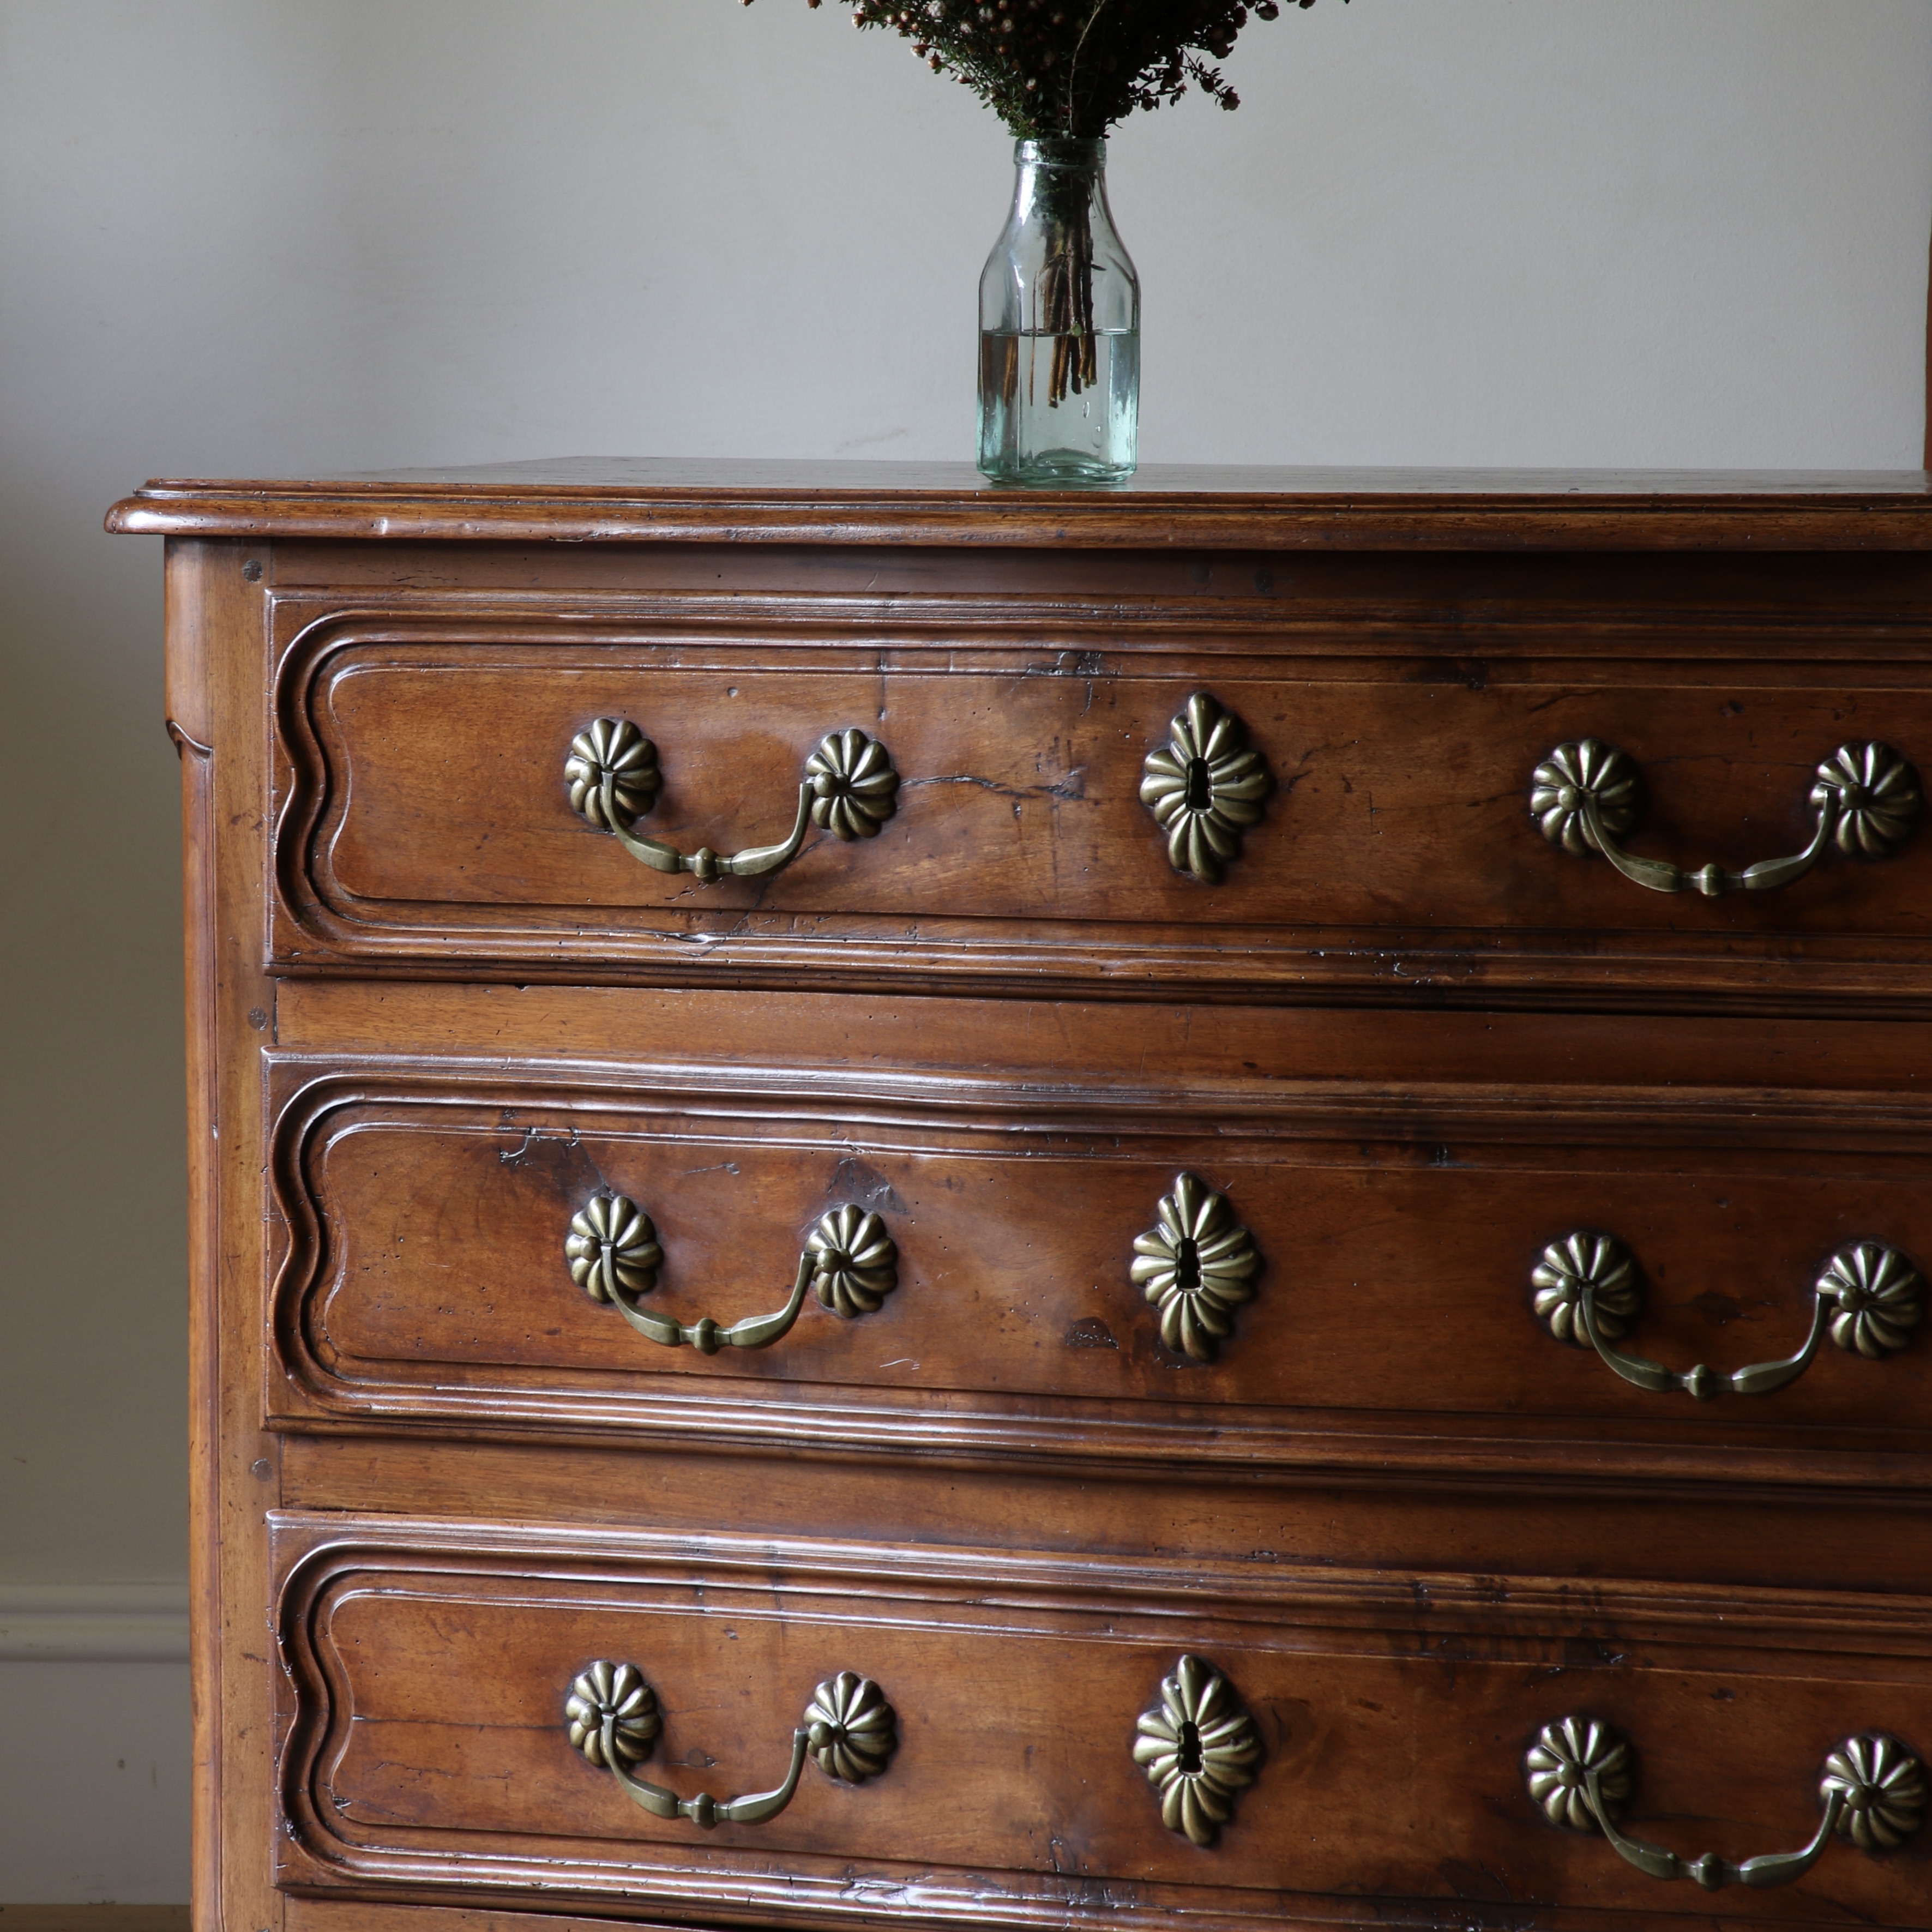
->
[1530, 739, 1921, 897]
[565, 718, 900, 882]
[1526, 1716, 1925, 1891]
[567, 1194, 899, 1354]
[1532, 1233, 1923, 1400]
[567, 1662, 896, 1829]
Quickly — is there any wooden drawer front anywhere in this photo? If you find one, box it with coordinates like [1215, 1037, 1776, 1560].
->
[269, 1062, 1932, 1490]
[273, 1514, 1932, 1931]
[273, 610, 1932, 1008]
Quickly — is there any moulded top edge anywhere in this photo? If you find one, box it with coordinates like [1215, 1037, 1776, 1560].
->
[104, 460, 1932, 550]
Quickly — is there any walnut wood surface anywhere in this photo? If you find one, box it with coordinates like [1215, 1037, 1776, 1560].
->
[168, 541, 282, 1932]
[267, 1064, 1932, 1486]
[271, 1514, 1932, 1930]
[134, 488, 1932, 1932]
[280, 622, 1932, 1004]
[263, 559, 1932, 1010]
[281, 1430, 1932, 1600]
[109, 459, 1932, 550]
[271, 975, 1932, 1102]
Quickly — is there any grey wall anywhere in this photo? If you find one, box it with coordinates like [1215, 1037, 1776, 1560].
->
[2, 0, 1927, 1901]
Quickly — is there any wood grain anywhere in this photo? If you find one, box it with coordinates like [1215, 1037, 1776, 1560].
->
[107, 459, 1932, 551]
[165, 544, 222, 1932]
[266, 1066, 1932, 1487]
[270, 1514, 1932, 1930]
[262, 584, 1932, 1009]
[279, 1431, 1932, 1601]
[171, 541, 286, 1932]
[269, 976, 1932, 1104]
[129, 479, 1932, 1932]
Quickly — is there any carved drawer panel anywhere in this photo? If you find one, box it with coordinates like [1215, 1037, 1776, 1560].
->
[268, 1058, 1932, 1489]
[272, 1513, 1932, 1932]
[270, 607, 1932, 1008]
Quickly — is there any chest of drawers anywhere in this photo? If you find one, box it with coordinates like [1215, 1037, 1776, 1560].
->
[112, 462, 1932, 1932]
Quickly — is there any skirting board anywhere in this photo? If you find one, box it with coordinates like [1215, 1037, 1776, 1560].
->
[0, 1585, 189, 1663]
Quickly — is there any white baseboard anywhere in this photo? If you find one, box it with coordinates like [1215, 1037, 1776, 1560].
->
[0, 1585, 190, 1663]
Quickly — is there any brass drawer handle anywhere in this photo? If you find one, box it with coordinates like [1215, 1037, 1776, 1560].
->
[1133, 1654, 1263, 1846]
[1140, 694, 1272, 884]
[567, 1195, 898, 1353]
[567, 718, 900, 882]
[1530, 739, 1920, 897]
[1130, 1174, 1263, 1361]
[1532, 1233, 1923, 1400]
[1525, 1716, 1925, 1891]
[567, 1660, 895, 1829]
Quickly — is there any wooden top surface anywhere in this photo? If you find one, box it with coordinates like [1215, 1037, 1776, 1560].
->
[106, 458, 1932, 549]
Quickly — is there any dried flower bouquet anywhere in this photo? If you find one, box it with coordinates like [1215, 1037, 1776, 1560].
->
[747, 0, 1333, 139]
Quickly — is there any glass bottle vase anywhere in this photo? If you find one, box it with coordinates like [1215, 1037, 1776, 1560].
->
[978, 136, 1140, 486]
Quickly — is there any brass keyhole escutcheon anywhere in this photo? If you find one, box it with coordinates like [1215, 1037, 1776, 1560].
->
[1133, 1655, 1261, 1847]
[1130, 1175, 1262, 1362]
[1140, 694, 1271, 884]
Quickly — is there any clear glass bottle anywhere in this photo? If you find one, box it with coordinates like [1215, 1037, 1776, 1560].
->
[978, 137, 1140, 486]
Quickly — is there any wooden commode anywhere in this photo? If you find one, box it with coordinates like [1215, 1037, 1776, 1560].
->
[110, 462, 1932, 1932]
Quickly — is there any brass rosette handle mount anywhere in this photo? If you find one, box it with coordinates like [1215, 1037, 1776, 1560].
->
[567, 1660, 896, 1829]
[567, 717, 899, 883]
[568, 1194, 898, 1353]
[1530, 738, 1921, 897]
[1525, 1715, 1925, 1891]
[1532, 1232, 1922, 1400]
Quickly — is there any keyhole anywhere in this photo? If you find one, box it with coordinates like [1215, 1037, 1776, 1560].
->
[1185, 757, 1213, 811]
[1177, 1718, 1203, 1776]
[1173, 1237, 1202, 1293]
